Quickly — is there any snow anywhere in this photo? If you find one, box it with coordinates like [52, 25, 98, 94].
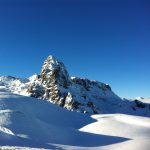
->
[136, 98, 150, 104]
[80, 114, 150, 150]
[114, 115, 150, 127]
[28, 74, 38, 82]
[0, 86, 150, 150]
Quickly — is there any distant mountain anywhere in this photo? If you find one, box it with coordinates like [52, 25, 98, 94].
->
[0, 55, 150, 116]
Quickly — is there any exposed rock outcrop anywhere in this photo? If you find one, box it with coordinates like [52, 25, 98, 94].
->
[30, 55, 121, 114]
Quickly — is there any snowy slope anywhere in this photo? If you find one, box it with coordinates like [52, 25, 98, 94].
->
[0, 86, 150, 150]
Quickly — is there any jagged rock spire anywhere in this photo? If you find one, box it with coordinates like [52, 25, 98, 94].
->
[41, 55, 71, 88]
[26, 55, 122, 114]
[40, 55, 71, 106]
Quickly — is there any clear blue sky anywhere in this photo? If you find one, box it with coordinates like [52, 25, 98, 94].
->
[0, 0, 150, 98]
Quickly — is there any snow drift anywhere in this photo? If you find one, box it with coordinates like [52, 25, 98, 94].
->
[0, 87, 150, 149]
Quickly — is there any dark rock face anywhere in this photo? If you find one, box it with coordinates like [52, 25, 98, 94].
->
[130, 99, 150, 114]
[134, 100, 146, 108]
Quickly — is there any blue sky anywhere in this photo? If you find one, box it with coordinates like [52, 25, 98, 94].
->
[0, 0, 150, 98]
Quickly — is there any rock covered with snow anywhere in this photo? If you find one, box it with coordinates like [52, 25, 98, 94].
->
[41, 56, 71, 88]
[40, 56, 71, 106]
[0, 55, 150, 116]
[36, 55, 122, 114]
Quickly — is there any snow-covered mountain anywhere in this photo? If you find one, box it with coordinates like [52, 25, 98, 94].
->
[0, 55, 150, 116]
[0, 55, 150, 149]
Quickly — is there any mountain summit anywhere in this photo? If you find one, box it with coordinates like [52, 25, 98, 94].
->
[39, 55, 121, 114]
[41, 55, 71, 88]
[0, 55, 150, 116]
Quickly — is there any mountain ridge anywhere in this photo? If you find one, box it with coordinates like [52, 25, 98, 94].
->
[0, 55, 150, 116]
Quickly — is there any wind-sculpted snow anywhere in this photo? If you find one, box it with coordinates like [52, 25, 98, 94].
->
[0, 88, 150, 149]
[0, 89, 130, 149]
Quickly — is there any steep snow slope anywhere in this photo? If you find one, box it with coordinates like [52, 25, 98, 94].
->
[0, 86, 150, 150]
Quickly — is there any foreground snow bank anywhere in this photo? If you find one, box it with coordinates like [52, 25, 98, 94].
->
[0, 87, 150, 150]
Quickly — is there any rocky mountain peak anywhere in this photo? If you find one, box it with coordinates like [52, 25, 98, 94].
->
[38, 55, 121, 114]
[41, 55, 71, 87]
[40, 56, 72, 106]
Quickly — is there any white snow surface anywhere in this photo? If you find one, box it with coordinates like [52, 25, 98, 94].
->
[0, 85, 150, 150]
[135, 97, 150, 104]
